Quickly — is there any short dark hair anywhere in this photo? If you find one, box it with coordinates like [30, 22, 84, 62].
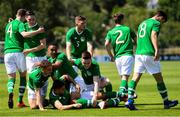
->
[113, 13, 124, 24]
[52, 80, 65, 90]
[26, 10, 35, 16]
[48, 41, 59, 48]
[40, 60, 52, 68]
[75, 16, 86, 21]
[156, 11, 167, 22]
[82, 51, 91, 59]
[16, 9, 26, 17]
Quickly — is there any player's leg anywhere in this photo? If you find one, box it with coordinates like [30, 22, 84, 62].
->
[16, 53, 27, 107]
[125, 55, 144, 110]
[98, 98, 120, 109]
[99, 76, 112, 92]
[4, 53, 17, 108]
[76, 98, 94, 108]
[28, 87, 38, 109]
[153, 72, 178, 109]
[40, 80, 49, 107]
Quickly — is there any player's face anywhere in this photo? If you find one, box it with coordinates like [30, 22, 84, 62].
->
[82, 58, 92, 69]
[26, 15, 36, 26]
[157, 16, 166, 24]
[48, 45, 58, 57]
[76, 20, 86, 30]
[55, 85, 66, 95]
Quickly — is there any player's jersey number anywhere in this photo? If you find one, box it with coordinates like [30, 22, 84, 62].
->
[115, 30, 124, 44]
[7, 23, 13, 38]
[139, 22, 146, 38]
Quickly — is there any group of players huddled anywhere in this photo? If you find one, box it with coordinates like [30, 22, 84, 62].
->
[4, 8, 178, 111]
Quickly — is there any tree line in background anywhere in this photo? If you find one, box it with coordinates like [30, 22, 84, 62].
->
[0, 0, 180, 49]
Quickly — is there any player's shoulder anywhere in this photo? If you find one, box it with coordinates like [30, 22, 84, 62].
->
[84, 27, 92, 33]
[57, 52, 67, 59]
[92, 58, 99, 66]
[29, 67, 42, 78]
[67, 27, 76, 33]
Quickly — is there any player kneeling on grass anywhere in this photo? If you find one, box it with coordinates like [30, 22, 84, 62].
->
[27, 60, 52, 111]
[71, 51, 112, 102]
[49, 80, 121, 110]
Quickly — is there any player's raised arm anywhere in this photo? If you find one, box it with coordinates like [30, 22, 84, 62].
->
[21, 26, 45, 38]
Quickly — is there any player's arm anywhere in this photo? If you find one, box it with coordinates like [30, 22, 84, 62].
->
[92, 76, 99, 102]
[21, 27, 45, 38]
[52, 61, 63, 69]
[35, 88, 46, 111]
[151, 31, 159, 61]
[66, 42, 72, 60]
[87, 41, 93, 56]
[23, 38, 46, 55]
[54, 100, 81, 110]
[105, 40, 114, 62]
[65, 75, 80, 93]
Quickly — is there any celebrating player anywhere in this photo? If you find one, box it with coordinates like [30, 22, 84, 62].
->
[105, 13, 136, 98]
[125, 11, 178, 110]
[27, 60, 52, 111]
[4, 8, 44, 108]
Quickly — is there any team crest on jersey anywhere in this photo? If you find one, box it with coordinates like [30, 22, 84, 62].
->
[87, 71, 92, 76]
[80, 37, 85, 42]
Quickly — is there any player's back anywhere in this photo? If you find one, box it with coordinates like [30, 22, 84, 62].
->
[106, 25, 135, 58]
[4, 19, 25, 54]
[136, 18, 160, 55]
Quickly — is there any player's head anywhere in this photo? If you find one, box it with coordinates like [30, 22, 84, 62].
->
[154, 11, 167, 24]
[25, 10, 36, 26]
[47, 42, 59, 58]
[113, 13, 124, 24]
[52, 80, 66, 95]
[40, 60, 52, 76]
[82, 51, 92, 69]
[16, 9, 27, 22]
[75, 16, 86, 31]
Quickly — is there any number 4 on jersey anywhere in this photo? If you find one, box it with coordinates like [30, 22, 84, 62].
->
[7, 23, 13, 38]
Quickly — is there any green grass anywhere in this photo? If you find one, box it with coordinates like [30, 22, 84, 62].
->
[0, 61, 180, 116]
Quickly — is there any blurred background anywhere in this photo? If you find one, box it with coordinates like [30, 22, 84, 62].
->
[0, 0, 180, 61]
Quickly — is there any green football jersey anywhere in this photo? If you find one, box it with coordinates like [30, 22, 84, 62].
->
[24, 23, 46, 57]
[28, 67, 49, 90]
[136, 18, 160, 56]
[66, 27, 93, 59]
[105, 25, 136, 59]
[74, 58, 100, 85]
[4, 19, 25, 54]
[48, 52, 78, 79]
[49, 89, 71, 107]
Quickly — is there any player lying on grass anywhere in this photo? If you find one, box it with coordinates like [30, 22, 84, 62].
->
[27, 60, 52, 111]
[71, 51, 112, 102]
[49, 80, 121, 110]
[47, 42, 86, 99]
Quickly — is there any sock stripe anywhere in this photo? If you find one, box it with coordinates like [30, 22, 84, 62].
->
[128, 88, 135, 92]
[159, 90, 167, 94]
[19, 86, 26, 89]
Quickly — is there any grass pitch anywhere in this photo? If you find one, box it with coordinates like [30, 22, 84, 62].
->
[0, 61, 180, 116]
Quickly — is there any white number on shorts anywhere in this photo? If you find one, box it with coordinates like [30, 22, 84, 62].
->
[115, 30, 124, 44]
[7, 23, 13, 38]
[139, 22, 146, 38]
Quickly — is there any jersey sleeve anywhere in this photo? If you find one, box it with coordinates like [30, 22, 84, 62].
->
[56, 53, 64, 63]
[105, 31, 111, 41]
[73, 58, 81, 67]
[66, 29, 72, 42]
[18, 22, 26, 33]
[152, 22, 160, 33]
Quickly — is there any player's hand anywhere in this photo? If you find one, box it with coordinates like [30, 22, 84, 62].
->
[154, 51, 160, 61]
[37, 26, 45, 33]
[73, 103, 82, 108]
[23, 49, 30, 56]
[75, 84, 81, 93]
[8, 18, 13, 22]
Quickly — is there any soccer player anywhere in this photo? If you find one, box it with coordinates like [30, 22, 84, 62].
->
[66, 16, 93, 71]
[47, 42, 86, 99]
[125, 11, 178, 110]
[28, 60, 52, 111]
[72, 51, 112, 102]
[23, 10, 47, 73]
[4, 8, 44, 108]
[105, 13, 136, 98]
[49, 80, 120, 110]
